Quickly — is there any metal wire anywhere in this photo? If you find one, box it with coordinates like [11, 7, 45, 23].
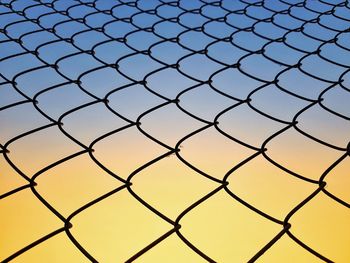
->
[0, 0, 349, 262]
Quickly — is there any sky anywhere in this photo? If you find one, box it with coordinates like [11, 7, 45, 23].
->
[0, 0, 350, 262]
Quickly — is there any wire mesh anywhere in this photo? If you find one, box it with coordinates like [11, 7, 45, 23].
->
[0, 0, 350, 262]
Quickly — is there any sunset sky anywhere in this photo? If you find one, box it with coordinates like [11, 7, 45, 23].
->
[1, 0, 349, 262]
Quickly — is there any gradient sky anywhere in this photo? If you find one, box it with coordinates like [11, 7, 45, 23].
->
[1, 0, 350, 262]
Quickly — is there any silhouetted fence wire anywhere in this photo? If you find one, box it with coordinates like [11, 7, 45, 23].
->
[0, 0, 349, 262]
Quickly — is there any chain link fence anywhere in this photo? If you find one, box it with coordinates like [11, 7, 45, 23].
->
[1, 0, 350, 262]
